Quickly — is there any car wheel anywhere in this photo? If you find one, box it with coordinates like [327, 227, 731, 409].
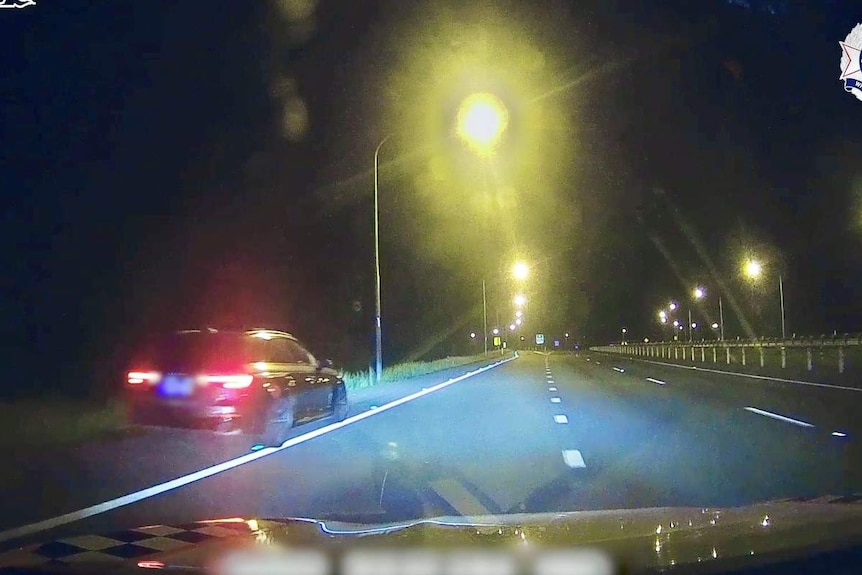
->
[260, 396, 295, 447]
[332, 382, 348, 422]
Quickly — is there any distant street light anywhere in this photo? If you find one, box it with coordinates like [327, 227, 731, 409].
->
[515, 310, 523, 318]
[711, 322, 720, 329]
[470, 332, 477, 339]
[515, 318, 522, 326]
[691, 322, 698, 329]
[509, 323, 517, 331]
[512, 261, 529, 281]
[492, 328, 500, 335]
[673, 320, 679, 327]
[514, 294, 527, 307]
[693, 287, 705, 300]
[669, 302, 678, 311]
[622, 328, 627, 334]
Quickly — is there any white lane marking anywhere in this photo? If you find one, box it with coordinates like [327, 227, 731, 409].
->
[562, 450, 586, 468]
[594, 361, 601, 365]
[612, 367, 625, 373]
[744, 407, 815, 428]
[550, 397, 561, 403]
[598, 355, 862, 393]
[431, 479, 492, 517]
[833, 431, 848, 437]
[548, 387, 557, 392]
[646, 378, 666, 386]
[554, 414, 569, 424]
[0, 356, 518, 544]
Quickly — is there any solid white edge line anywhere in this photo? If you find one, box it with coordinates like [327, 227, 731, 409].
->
[562, 450, 586, 469]
[612, 367, 624, 373]
[0, 355, 519, 545]
[832, 431, 848, 437]
[743, 406, 815, 428]
[548, 387, 557, 392]
[646, 378, 666, 385]
[596, 354, 862, 393]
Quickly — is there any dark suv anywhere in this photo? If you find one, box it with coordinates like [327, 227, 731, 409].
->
[125, 328, 348, 446]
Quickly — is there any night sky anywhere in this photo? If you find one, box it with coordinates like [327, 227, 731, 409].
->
[1, 0, 859, 398]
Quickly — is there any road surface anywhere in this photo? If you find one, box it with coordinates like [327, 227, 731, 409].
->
[2, 351, 862, 550]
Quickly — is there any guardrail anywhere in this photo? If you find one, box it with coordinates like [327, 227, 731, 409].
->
[590, 337, 862, 374]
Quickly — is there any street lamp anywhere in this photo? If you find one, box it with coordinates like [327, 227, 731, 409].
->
[744, 259, 763, 280]
[692, 285, 725, 341]
[512, 261, 529, 281]
[743, 258, 786, 339]
[470, 332, 476, 339]
[371, 135, 394, 384]
[514, 294, 527, 307]
[509, 323, 517, 331]
[456, 93, 509, 156]
[492, 327, 500, 335]
[669, 302, 678, 311]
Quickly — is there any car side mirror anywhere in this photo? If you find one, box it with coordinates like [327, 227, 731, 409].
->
[317, 358, 334, 369]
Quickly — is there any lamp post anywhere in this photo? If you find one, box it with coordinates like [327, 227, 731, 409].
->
[744, 259, 786, 339]
[372, 135, 392, 384]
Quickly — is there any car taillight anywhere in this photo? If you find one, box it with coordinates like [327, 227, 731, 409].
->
[127, 371, 161, 384]
[196, 374, 254, 389]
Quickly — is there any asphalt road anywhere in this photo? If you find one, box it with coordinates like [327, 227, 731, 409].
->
[2, 351, 862, 550]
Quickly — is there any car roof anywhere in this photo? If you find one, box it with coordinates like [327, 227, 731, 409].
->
[174, 328, 298, 341]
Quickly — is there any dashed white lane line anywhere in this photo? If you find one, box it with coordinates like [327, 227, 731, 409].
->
[646, 378, 666, 386]
[594, 361, 601, 365]
[833, 431, 848, 437]
[0, 356, 519, 545]
[612, 367, 625, 373]
[550, 397, 561, 403]
[744, 407, 815, 428]
[562, 450, 586, 468]
[554, 414, 569, 424]
[548, 387, 557, 392]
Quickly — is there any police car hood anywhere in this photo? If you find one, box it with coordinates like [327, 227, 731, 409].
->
[3, 497, 862, 573]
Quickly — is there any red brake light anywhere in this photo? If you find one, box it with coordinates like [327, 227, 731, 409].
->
[196, 374, 254, 389]
[128, 371, 161, 384]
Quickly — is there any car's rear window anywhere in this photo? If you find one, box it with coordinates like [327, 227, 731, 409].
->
[154, 333, 250, 365]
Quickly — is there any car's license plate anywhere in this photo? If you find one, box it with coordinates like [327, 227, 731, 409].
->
[159, 375, 194, 398]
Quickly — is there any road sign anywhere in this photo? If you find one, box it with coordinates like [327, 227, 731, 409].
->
[536, 333, 545, 345]
[493, 336, 502, 347]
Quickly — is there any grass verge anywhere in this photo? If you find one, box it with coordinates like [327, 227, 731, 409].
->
[342, 354, 494, 391]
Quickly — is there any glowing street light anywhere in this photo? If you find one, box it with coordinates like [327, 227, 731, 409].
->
[515, 310, 523, 318]
[693, 287, 705, 300]
[711, 322, 720, 329]
[691, 322, 698, 329]
[512, 261, 529, 281]
[673, 320, 680, 327]
[509, 323, 517, 331]
[515, 318, 522, 326]
[658, 310, 667, 320]
[456, 92, 509, 156]
[514, 294, 527, 307]
[492, 328, 500, 335]
[669, 302, 678, 311]
[744, 259, 763, 280]
[470, 332, 476, 339]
